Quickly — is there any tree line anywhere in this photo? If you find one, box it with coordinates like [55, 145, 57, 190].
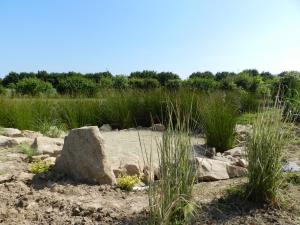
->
[0, 69, 299, 97]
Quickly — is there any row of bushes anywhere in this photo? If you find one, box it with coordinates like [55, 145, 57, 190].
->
[0, 71, 298, 97]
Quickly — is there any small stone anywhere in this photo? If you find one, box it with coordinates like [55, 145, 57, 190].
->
[282, 161, 300, 172]
[99, 124, 112, 132]
[151, 123, 165, 132]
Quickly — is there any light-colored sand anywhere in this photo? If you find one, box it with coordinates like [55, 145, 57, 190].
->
[101, 130, 205, 170]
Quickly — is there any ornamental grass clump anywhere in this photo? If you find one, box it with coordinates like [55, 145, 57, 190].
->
[245, 100, 293, 204]
[199, 92, 237, 152]
[144, 101, 197, 225]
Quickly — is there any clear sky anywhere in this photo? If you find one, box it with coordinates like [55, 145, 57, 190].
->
[0, 0, 299, 79]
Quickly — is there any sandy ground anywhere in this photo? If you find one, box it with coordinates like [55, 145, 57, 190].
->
[0, 130, 299, 224]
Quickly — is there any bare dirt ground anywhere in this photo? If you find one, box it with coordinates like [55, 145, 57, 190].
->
[0, 130, 299, 225]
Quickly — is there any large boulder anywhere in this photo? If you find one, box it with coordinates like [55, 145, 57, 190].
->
[31, 137, 64, 157]
[0, 128, 22, 137]
[54, 126, 116, 185]
[224, 146, 246, 158]
[0, 136, 18, 148]
[196, 157, 230, 181]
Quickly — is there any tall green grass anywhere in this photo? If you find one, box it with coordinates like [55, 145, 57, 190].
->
[199, 92, 238, 152]
[0, 89, 205, 132]
[144, 101, 197, 225]
[245, 100, 293, 204]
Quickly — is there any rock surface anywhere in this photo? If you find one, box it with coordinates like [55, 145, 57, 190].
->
[151, 123, 165, 132]
[282, 161, 300, 172]
[0, 128, 22, 137]
[196, 157, 230, 181]
[224, 146, 246, 157]
[99, 124, 112, 132]
[0, 136, 18, 148]
[54, 126, 116, 185]
[194, 144, 216, 158]
[31, 137, 64, 157]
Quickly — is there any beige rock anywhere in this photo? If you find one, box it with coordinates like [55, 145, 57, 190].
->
[151, 123, 165, 132]
[196, 157, 230, 181]
[226, 165, 247, 178]
[54, 126, 116, 185]
[13, 137, 34, 146]
[113, 168, 126, 178]
[32, 137, 64, 157]
[224, 146, 246, 158]
[0, 135, 18, 148]
[21, 130, 43, 139]
[236, 158, 248, 168]
[122, 163, 141, 176]
[0, 128, 22, 137]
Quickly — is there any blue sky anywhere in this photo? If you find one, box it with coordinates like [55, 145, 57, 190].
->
[0, 0, 299, 78]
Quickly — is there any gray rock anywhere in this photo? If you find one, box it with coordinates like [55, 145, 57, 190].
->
[0, 135, 18, 148]
[226, 165, 247, 178]
[282, 161, 300, 172]
[54, 126, 116, 185]
[31, 137, 64, 157]
[99, 124, 112, 132]
[0, 128, 22, 137]
[196, 157, 230, 181]
[193, 144, 215, 158]
[224, 146, 246, 157]
[151, 123, 165, 132]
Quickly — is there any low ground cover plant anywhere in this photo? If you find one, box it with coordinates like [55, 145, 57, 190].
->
[18, 144, 37, 162]
[117, 175, 140, 191]
[28, 160, 52, 174]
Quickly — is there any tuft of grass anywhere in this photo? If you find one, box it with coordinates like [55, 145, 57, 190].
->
[117, 175, 140, 191]
[143, 100, 198, 225]
[28, 160, 51, 174]
[18, 144, 37, 162]
[199, 92, 237, 152]
[245, 100, 294, 204]
[284, 172, 300, 185]
[236, 112, 258, 125]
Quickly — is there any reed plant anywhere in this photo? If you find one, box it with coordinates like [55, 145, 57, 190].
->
[245, 99, 294, 204]
[143, 100, 198, 225]
[199, 92, 237, 152]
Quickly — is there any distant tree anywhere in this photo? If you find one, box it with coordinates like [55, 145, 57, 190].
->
[157, 72, 180, 86]
[165, 79, 182, 90]
[99, 77, 113, 89]
[57, 76, 97, 97]
[189, 71, 214, 79]
[186, 78, 218, 91]
[0, 85, 6, 95]
[15, 78, 54, 96]
[240, 69, 259, 77]
[2, 72, 20, 87]
[260, 71, 273, 80]
[86, 71, 113, 83]
[215, 72, 236, 81]
[129, 70, 158, 80]
[113, 75, 129, 90]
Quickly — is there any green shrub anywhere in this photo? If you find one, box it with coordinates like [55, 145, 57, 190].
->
[245, 103, 293, 204]
[0, 86, 6, 96]
[165, 79, 182, 90]
[112, 75, 128, 89]
[129, 78, 160, 90]
[99, 77, 113, 89]
[145, 101, 197, 225]
[117, 175, 140, 191]
[28, 160, 52, 174]
[157, 72, 180, 86]
[18, 144, 37, 162]
[186, 78, 218, 92]
[284, 172, 300, 185]
[35, 120, 65, 137]
[239, 91, 260, 112]
[199, 92, 237, 152]
[57, 76, 97, 97]
[15, 78, 55, 96]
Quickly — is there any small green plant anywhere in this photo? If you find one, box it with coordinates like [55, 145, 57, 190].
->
[284, 172, 300, 185]
[117, 175, 140, 191]
[18, 144, 37, 162]
[28, 160, 51, 174]
[245, 100, 294, 204]
[35, 120, 65, 138]
[199, 92, 237, 152]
